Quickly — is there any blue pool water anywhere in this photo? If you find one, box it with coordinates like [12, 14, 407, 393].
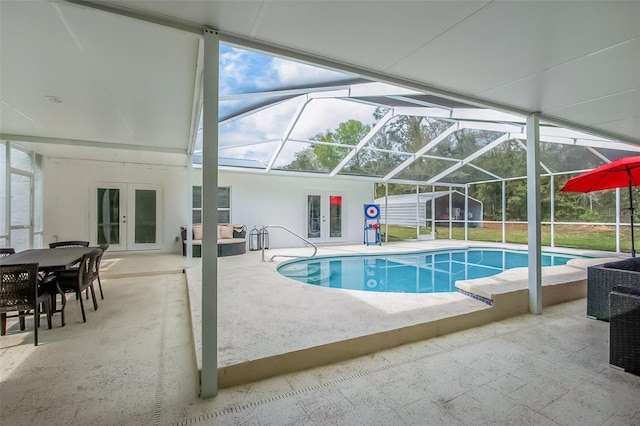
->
[277, 249, 584, 294]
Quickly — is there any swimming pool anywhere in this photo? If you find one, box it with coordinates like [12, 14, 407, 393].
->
[277, 249, 584, 294]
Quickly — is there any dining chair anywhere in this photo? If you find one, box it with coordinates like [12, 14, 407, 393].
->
[0, 248, 16, 257]
[0, 263, 52, 346]
[52, 249, 101, 323]
[95, 244, 109, 299]
[49, 241, 90, 248]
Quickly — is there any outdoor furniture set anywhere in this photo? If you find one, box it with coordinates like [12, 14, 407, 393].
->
[0, 242, 108, 345]
[587, 257, 640, 375]
[181, 224, 247, 257]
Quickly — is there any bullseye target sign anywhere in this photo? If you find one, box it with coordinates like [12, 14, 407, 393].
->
[364, 204, 380, 219]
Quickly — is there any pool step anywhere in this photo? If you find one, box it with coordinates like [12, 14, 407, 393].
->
[280, 264, 331, 284]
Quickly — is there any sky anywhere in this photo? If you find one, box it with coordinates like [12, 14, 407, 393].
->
[195, 44, 380, 166]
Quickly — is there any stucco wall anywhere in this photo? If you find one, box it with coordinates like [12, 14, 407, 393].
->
[218, 170, 374, 248]
[43, 158, 374, 252]
[44, 157, 188, 252]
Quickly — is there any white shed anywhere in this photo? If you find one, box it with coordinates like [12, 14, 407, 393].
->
[374, 191, 483, 228]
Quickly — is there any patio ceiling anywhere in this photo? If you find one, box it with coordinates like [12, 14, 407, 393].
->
[1, 1, 639, 177]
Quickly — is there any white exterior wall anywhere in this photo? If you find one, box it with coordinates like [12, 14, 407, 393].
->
[42, 158, 374, 252]
[217, 170, 374, 248]
[44, 157, 188, 252]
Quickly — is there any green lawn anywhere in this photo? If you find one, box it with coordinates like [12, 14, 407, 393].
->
[382, 223, 631, 254]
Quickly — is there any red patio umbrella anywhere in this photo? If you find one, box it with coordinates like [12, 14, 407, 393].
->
[561, 155, 640, 257]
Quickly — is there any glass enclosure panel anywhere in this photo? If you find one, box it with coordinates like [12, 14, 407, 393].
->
[329, 195, 342, 238]
[10, 174, 30, 226]
[134, 189, 156, 244]
[307, 195, 321, 238]
[97, 188, 120, 245]
[10, 147, 33, 172]
[10, 228, 29, 252]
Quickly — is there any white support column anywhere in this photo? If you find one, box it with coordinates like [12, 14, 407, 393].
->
[501, 180, 506, 244]
[201, 27, 219, 399]
[550, 174, 555, 248]
[415, 185, 420, 239]
[526, 114, 542, 314]
[464, 185, 469, 241]
[384, 183, 388, 243]
[448, 186, 453, 239]
[187, 155, 193, 267]
[431, 184, 436, 238]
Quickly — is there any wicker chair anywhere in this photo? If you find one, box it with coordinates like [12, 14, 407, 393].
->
[52, 249, 101, 323]
[609, 286, 640, 375]
[49, 241, 90, 248]
[587, 258, 640, 321]
[0, 263, 52, 346]
[0, 248, 16, 257]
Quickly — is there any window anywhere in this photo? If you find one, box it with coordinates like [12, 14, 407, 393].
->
[192, 186, 230, 224]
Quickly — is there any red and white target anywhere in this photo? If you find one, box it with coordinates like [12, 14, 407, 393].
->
[364, 204, 380, 219]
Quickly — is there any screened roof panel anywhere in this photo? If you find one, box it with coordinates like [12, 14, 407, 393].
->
[437, 164, 498, 185]
[470, 139, 526, 179]
[336, 149, 412, 178]
[272, 141, 347, 173]
[593, 147, 640, 162]
[539, 142, 606, 173]
[213, 142, 278, 168]
[393, 157, 454, 181]
[430, 129, 505, 160]
[209, 44, 640, 185]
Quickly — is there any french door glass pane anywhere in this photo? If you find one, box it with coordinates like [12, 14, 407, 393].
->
[329, 195, 342, 238]
[97, 188, 120, 245]
[134, 189, 156, 244]
[308, 195, 321, 238]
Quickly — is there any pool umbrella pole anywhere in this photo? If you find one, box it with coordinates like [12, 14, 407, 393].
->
[627, 171, 635, 257]
[561, 155, 640, 258]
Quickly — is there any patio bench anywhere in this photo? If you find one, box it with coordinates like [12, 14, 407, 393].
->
[181, 224, 246, 257]
[587, 258, 640, 321]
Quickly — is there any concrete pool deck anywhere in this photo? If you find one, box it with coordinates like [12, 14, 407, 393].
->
[187, 240, 621, 388]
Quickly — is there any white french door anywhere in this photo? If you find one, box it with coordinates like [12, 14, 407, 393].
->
[306, 193, 344, 243]
[90, 183, 163, 251]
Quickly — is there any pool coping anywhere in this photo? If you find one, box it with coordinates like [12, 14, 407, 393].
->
[186, 240, 622, 388]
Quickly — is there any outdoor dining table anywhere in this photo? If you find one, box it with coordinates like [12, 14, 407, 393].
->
[0, 247, 97, 326]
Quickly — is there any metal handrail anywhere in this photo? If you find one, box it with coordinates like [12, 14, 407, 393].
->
[261, 225, 318, 262]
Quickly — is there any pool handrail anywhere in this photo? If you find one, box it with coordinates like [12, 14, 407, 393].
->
[261, 225, 317, 262]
